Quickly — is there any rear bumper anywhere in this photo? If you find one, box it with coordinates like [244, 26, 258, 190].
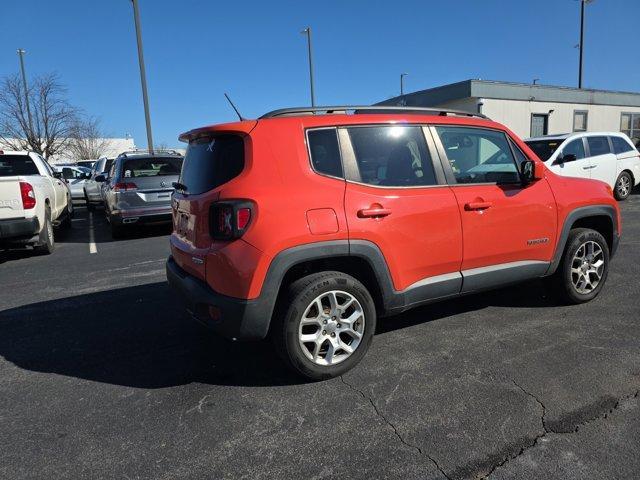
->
[166, 256, 270, 340]
[111, 207, 172, 226]
[0, 217, 40, 241]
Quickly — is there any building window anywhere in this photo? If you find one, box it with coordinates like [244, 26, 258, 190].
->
[621, 113, 640, 147]
[573, 110, 588, 132]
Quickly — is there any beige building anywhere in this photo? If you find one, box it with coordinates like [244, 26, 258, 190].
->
[377, 80, 640, 144]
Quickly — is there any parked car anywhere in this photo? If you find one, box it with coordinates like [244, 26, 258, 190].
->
[84, 157, 114, 210]
[0, 150, 73, 254]
[54, 165, 91, 200]
[99, 150, 183, 238]
[76, 160, 96, 169]
[525, 132, 640, 200]
[166, 106, 621, 380]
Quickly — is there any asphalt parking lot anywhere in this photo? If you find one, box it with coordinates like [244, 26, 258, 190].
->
[1, 194, 639, 480]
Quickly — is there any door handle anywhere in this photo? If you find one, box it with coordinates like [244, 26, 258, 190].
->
[582, 165, 596, 170]
[464, 201, 493, 211]
[357, 207, 392, 218]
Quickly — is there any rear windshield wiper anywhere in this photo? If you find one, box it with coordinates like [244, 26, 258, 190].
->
[172, 181, 188, 192]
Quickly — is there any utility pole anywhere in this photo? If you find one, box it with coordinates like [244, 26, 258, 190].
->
[16, 49, 34, 136]
[130, 0, 154, 153]
[301, 27, 316, 107]
[578, 0, 594, 89]
[400, 73, 408, 95]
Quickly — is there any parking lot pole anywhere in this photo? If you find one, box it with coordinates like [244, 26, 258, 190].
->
[131, 0, 154, 153]
[400, 73, 408, 95]
[301, 27, 316, 107]
[16, 49, 34, 136]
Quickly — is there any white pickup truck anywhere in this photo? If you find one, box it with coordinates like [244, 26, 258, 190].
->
[0, 150, 73, 254]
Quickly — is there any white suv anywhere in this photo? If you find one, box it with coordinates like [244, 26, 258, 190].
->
[525, 132, 640, 200]
[0, 150, 72, 254]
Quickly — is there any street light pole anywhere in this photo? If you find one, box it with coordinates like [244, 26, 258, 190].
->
[16, 49, 34, 136]
[301, 27, 316, 107]
[130, 0, 154, 153]
[400, 73, 408, 95]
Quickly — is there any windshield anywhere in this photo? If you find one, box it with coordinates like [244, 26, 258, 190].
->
[121, 157, 183, 178]
[524, 139, 563, 161]
[0, 155, 39, 177]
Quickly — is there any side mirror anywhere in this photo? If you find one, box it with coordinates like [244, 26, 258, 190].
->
[521, 160, 543, 184]
[83, 173, 91, 179]
[53, 171, 63, 179]
[94, 174, 106, 182]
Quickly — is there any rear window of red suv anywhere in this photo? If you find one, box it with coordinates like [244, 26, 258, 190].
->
[179, 135, 244, 195]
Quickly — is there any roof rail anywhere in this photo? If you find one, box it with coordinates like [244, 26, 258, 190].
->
[117, 149, 183, 157]
[260, 105, 488, 119]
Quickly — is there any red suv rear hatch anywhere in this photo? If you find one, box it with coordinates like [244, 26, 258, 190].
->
[171, 126, 251, 281]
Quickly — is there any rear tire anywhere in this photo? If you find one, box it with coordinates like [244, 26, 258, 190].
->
[272, 271, 376, 381]
[614, 171, 632, 200]
[551, 228, 609, 304]
[61, 197, 73, 229]
[34, 207, 55, 255]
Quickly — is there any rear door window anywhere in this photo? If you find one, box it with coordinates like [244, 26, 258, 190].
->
[180, 135, 245, 195]
[345, 125, 436, 187]
[122, 157, 183, 178]
[611, 136, 634, 155]
[0, 155, 40, 176]
[587, 136, 611, 156]
[307, 128, 343, 178]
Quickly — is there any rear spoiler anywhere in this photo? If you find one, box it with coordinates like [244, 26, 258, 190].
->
[178, 120, 258, 143]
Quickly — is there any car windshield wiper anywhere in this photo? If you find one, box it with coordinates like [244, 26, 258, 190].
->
[172, 181, 188, 192]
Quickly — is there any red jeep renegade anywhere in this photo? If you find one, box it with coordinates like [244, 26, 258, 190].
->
[167, 106, 621, 380]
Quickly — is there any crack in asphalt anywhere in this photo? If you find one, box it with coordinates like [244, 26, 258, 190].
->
[339, 376, 452, 480]
[479, 383, 640, 480]
[476, 381, 550, 479]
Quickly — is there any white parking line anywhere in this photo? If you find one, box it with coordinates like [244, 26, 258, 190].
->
[88, 212, 97, 254]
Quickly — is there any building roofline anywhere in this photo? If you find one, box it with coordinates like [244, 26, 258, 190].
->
[377, 79, 640, 108]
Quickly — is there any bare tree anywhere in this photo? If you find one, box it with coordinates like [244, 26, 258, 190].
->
[0, 73, 78, 158]
[68, 116, 110, 160]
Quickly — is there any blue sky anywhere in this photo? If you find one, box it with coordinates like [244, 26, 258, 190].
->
[1, 0, 638, 148]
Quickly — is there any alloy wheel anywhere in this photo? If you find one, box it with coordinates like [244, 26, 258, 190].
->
[617, 175, 631, 198]
[570, 240, 604, 294]
[297, 290, 365, 366]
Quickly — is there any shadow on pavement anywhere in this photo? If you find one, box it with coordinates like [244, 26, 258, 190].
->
[0, 277, 560, 389]
[57, 205, 172, 245]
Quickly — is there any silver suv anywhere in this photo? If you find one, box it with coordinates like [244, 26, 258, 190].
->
[99, 150, 183, 238]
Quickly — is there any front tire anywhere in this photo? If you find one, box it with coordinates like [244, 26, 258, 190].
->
[272, 271, 376, 381]
[111, 223, 125, 239]
[614, 171, 632, 200]
[552, 228, 609, 304]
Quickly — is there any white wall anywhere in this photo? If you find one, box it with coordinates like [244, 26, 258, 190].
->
[480, 99, 640, 139]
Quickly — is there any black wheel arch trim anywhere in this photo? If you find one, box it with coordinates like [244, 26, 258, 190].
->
[546, 204, 619, 276]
